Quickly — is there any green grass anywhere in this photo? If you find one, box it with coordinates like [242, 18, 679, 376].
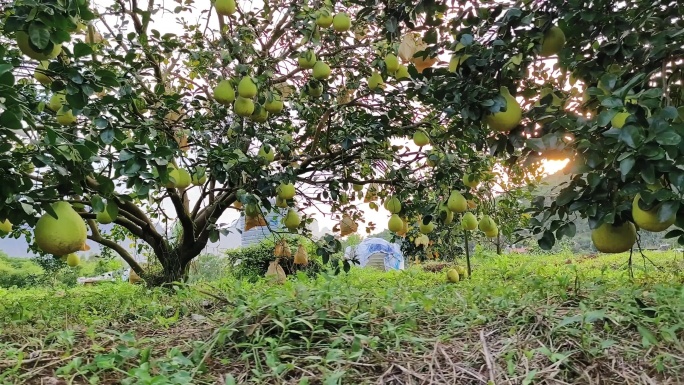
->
[1, 251, 683, 384]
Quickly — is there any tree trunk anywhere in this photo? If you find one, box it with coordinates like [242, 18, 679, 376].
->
[496, 233, 501, 255]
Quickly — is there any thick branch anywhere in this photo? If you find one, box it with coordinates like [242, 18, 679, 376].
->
[86, 219, 144, 275]
[167, 188, 195, 248]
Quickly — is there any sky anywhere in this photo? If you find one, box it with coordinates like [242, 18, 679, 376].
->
[85, 0, 568, 236]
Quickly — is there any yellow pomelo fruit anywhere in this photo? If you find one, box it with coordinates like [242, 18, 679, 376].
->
[332, 13, 352, 32]
[395, 64, 410, 80]
[298, 50, 317, 69]
[96, 209, 116, 224]
[283, 209, 301, 230]
[213, 80, 235, 105]
[237, 77, 257, 98]
[34, 61, 52, 85]
[215, 0, 237, 16]
[384, 196, 402, 214]
[66, 253, 80, 267]
[611, 112, 630, 128]
[35, 201, 87, 255]
[0, 219, 12, 235]
[632, 194, 676, 232]
[439, 204, 454, 225]
[264, 94, 284, 113]
[447, 191, 467, 213]
[250, 104, 269, 123]
[316, 10, 333, 28]
[368, 72, 383, 90]
[167, 168, 191, 189]
[16, 31, 62, 61]
[413, 131, 429, 146]
[384, 54, 399, 73]
[305, 81, 323, 97]
[478, 215, 496, 233]
[312, 61, 331, 80]
[275, 196, 288, 208]
[463, 174, 478, 189]
[456, 266, 468, 278]
[446, 268, 460, 283]
[540, 26, 566, 57]
[419, 219, 435, 234]
[591, 221, 636, 253]
[486, 86, 522, 132]
[234, 96, 255, 117]
[461, 212, 478, 231]
[191, 169, 207, 185]
[277, 183, 296, 200]
[484, 226, 498, 238]
[48, 93, 66, 112]
[388, 214, 404, 233]
[258, 145, 275, 163]
[448, 54, 471, 72]
[56, 108, 77, 125]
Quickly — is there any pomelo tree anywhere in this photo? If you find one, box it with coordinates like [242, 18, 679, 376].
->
[2, 0, 680, 285]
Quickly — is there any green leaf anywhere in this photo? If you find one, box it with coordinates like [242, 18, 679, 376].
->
[0, 110, 23, 130]
[663, 229, 684, 239]
[619, 156, 635, 177]
[655, 131, 680, 146]
[601, 97, 623, 108]
[91, 194, 104, 212]
[28, 22, 50, 49]
[556, 189, 577, 206]
[637, 325, 657, 347]
[101, 129, 115, 144]
[657, 201, 679, 223]
[538, 231, 555, 250]
[73, 42, 94, 58]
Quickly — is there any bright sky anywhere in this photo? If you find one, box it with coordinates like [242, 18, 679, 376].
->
[84, 0, 569, 237]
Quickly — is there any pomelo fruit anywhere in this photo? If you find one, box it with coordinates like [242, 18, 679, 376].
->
[316, 9, 333, 28]
[591, 221, 636, 253]
[234, 96, 255, 117]
[277, 183, 296, 200]
[56, 108, 77, 125]
[34, 61, 52, 85]
[215, 0, 237, 16]
[48, 93, 66, 112]
[486, 86, 522, 132]
[611, 112, 630, 128]
[35, 201, 87, 255]
[463, 174, 479, 189]
[388, 214, 404, 233]
[250, 104, 269, 123]
[368, 72, 383, 90]
[213, 80, 235, 105]
[446, 268, 460, 283]
[16, 31, 62, 61]
[298, 50, 316, 69]
[384, 196, 402, 214]
[461, 212, 478, 230]
[540, 26, 566, 57]
[258, 145, 275, 163]
[384, 53, 399, 73]
[419, 218, 435, 234]
[413, 131, 429, 147]
[66, 253, 80, 267]
[447, 191, 467, 213]
[0, 219, 12, 235]
[312, 61, 331, 80]
[264, 94, 283, 113]
[237, 77, 257, 98]
[283, 209, 301, 230]
[632, 194, 676, 232]
[191, 169, 207, 185]
[395, 64, 410, 80]
[478, 215, 496, 233]
[332, 13, 351, 32]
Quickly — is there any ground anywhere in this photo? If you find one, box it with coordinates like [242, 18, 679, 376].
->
[1, 250, 683, 384]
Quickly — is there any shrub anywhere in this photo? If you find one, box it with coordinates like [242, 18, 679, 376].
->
[224, 237, 324, 282]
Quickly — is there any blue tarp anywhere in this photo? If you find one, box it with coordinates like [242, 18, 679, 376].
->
[344, 237, 405, 270]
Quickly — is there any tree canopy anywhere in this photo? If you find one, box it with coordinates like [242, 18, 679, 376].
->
[0, 0, 682, 283]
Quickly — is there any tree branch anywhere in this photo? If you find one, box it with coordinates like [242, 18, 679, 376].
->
[86, 219, 144, 275]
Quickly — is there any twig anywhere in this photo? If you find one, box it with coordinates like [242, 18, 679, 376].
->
[480, 329, 496, 383]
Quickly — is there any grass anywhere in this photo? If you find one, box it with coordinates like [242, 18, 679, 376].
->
[1, 250, 683, 384]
